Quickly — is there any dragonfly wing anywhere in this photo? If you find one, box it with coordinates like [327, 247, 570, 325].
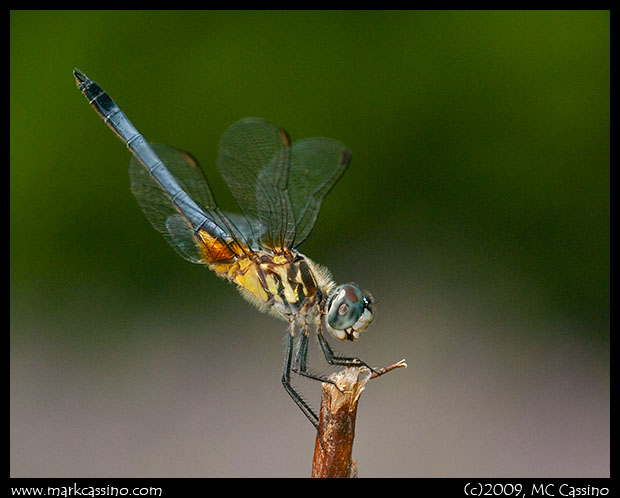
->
[220, 212, 264, 251]
[288, 138, 351, 248]
[217, 118, 296, 251]
[164, 214, 206, 263]
[129, 144, 247, 263]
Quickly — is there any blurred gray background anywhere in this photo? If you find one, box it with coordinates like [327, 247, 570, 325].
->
[11, 11, 608, 477]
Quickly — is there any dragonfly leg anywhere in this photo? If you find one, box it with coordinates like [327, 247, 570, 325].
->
[317, 321, 380, 376]
[282, 323, 319, 430]
[293, 326, 309, 371]
[292, 325, 338, 386]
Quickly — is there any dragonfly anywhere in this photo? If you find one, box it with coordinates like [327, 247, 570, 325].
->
[73, 68, 380, 429]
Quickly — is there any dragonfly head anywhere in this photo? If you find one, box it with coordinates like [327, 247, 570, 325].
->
[325, 284, 374, 341]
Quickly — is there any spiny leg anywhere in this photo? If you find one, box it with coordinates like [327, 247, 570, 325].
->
[293, 326, 309, 371]
[281, 322, 319, 430]
[317, 319, 381, 376]
[292, 324, 338, 386]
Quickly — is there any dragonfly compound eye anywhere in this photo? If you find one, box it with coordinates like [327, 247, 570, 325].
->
[327, 283, 374, 340]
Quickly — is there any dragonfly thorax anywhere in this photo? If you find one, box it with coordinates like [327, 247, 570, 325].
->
[211, 251, 329, 322]
[210, 250, 374, 341]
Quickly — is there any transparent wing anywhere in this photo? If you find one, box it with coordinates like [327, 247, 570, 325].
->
[129, 144, 249, 263]
[288, 138, 351, 248]
[217, 118, 296, 251]
[220, 212, 264, 251]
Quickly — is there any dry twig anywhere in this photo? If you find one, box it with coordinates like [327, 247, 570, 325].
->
[311, 360, 406, 478]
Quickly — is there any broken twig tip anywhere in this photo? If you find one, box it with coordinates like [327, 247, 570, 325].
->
[370, 358, 407, 379]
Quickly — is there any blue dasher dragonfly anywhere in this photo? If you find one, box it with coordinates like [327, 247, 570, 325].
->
[74, 68, 381, 429]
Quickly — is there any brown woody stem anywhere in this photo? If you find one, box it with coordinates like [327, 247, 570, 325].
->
[311, 360, 406, 478]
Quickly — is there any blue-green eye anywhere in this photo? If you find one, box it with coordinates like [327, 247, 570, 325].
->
[327, 284, 366, 330]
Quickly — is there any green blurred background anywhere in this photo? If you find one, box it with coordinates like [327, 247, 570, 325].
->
[11, 10, 609, 477]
